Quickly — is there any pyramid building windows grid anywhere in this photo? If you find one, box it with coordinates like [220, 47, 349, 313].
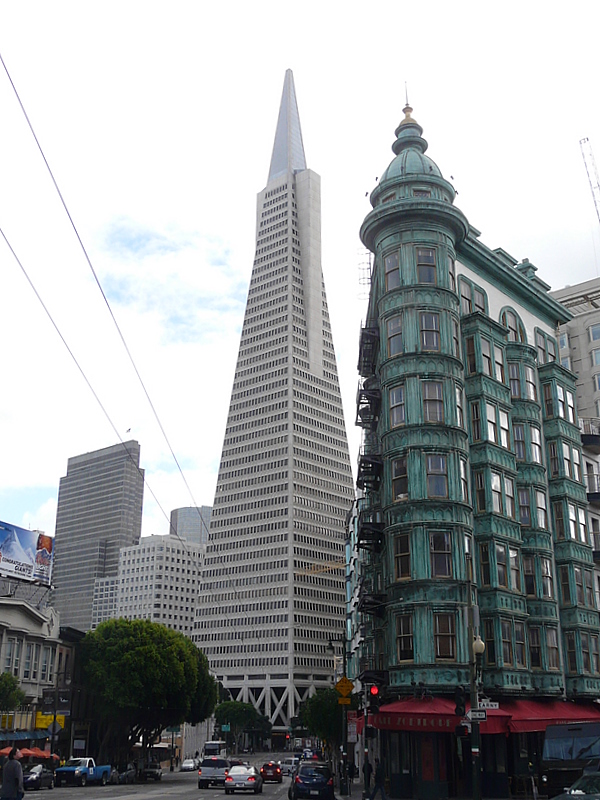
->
[195, 71, 354, 736]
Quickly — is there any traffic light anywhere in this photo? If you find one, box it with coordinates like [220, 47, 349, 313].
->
[368, 685, 380, 713]
[365, 726, 377, 739]
[454, 724, 469, 738]
[454, 685, 466, 717]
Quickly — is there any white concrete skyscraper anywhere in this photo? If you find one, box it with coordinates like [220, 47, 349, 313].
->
[195, 70, 354, 745]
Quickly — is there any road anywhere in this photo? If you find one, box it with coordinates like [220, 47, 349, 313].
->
[41, 760, 295, 800]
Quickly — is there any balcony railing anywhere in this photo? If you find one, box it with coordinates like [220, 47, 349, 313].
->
[580, 418, 600, 436]
[585, 473, 600, 494]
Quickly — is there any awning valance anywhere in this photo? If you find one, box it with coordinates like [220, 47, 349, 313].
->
[372, 697, 600, 735]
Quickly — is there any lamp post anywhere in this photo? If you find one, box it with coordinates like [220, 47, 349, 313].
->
[328, 637, 348, 796]
[50, 671, 71, 759]
[470, 635, 485, 800]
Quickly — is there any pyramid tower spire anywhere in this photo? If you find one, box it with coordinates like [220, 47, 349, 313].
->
[268, 69, 307, 182]
[197, 73, 354, 743]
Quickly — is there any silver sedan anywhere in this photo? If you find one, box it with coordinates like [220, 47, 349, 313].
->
[224, 765, 264, 794]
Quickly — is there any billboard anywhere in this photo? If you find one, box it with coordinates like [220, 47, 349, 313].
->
[0, 521, 54, 586]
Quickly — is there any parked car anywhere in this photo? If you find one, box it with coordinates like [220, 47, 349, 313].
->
[181, 759, 197, 772]
[118, 763, 136, 784]
[225, 765, 263, 794]
[23, 763, 55, 791]
[552, 772, 600, 800]
[141, 761, 162, 781]
[260, 761, 282, 783]
[281, 758, 300, 777]
[290, 762, 334, 800]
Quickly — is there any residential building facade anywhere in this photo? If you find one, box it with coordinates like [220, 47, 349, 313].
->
[356, 105, 600, 798]
[195, 70, 354, 746]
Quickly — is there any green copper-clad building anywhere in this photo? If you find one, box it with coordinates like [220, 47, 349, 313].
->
[356, 106, 600, 798]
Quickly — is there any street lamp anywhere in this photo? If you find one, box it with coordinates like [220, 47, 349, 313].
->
[470, 635, 485, 800]
[328, 637, 348, 797]
[50, 671, 71, 759]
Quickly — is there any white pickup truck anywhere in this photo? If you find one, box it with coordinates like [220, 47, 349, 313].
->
[198, 757, 231, 788]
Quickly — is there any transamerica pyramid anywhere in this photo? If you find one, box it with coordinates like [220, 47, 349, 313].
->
[195, 70, 355, 743]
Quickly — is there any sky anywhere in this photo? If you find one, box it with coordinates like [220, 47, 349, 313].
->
[1, 1, 600, 539]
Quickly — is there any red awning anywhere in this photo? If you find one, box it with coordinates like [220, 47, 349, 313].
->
[504, 700, 600, 733]
[373, 696, 510, 735]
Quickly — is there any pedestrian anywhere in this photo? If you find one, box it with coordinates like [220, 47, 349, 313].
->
[369, 757, 387, 800]
[362, 758, 372, 792]
[1, 747, 24, 800]
[348, 761, 356, 783]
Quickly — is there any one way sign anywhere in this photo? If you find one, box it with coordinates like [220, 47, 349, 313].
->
[466, 709, 487, 721]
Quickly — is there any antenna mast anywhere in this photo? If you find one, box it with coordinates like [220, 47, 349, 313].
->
[580, 137, 600, 227]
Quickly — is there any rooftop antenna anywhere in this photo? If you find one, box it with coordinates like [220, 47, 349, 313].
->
[405, 82, 409, 106]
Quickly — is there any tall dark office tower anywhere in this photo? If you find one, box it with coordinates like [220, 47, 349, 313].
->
[52, 440, 144, 631]
[196, 70, 354, 744]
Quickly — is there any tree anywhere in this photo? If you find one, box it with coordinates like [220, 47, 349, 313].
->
[301, 689, 358, 751]
[0, 673, 25, 713]
[79, 618, 216, 762]
[215, 701, 259, 752]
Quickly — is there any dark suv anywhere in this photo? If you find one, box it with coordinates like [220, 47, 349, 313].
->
[290, 763, 334, 800]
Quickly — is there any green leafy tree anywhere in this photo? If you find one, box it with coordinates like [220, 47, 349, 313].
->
[301, 689, 358, 751]
[79, 618, 216, 762]
[0, 673, 25, 713]
[215, 701, 258, 752]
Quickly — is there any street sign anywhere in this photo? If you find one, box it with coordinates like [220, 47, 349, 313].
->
[221, 724, 231, 732]
[467, 709, 487, 721]
[338, 697, 351, 705]
[478, 700, 499, 709]
[335, 676, 354, 697]
[47, 721, 62, 735]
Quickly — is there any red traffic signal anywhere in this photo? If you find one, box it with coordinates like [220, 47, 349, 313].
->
[369, 685, 379, 697]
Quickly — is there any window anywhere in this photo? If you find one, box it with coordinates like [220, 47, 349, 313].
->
[474, 289, 486, 313]
[589, 323, 600, 342]
[515, 622, 526, 667]
[396, 615, 414, 661]
[496, 544, 508, 587]
[481, 338, 493, 376]
[392, 458, 408, 501]
[434, 613, 456, 660]
[569, 503, 577, 539]
[505, 477, 515, 518]
[525, 366, 537, 401]
[509, 362, 521, 398]
[460, 282, 472, 314]
[573, 448, 581, 481]
[387, 316, 402, 356]
[518, 488, 531, 526]
[390, 386, 405, 427]
[394, 534, 410, 580]
[575, 567, 584, 605]
[431, 531, 452, 577]
[592, 349, 600, 367]
[510, 548, 521, 592]
[541, 558, 554, 598]
[484, 619, 496, 665]
[456, 384, 464, 428]
[582, 633, 591, 674]
[500, 410, 510, 448]
[471, 401, 481, 441]
[460, 459, 469, 503]
[466, 336, 476, 373]
[531, 427, 542, 464]
[502, 310, 525, 342]
[530, 627, 541, 668]
[543, 383, 553, 417]
[491, 472, 502, 513]
[514, 424, 525, 460]
[487, 402, 498, 443]
[579, 508, 588, 544]
[523, 555, 535, 595]
[416, 247, 436, 283]
[592, 636, 600, 674]
[385, 251, 400, 290]
[566, 631, 577, 672]
[423, 381, 444, 422]
[554, 501, 565, 539]
[420, 313, 440, 351]
[453, 319, 460, 358]
[567, 391, 575, 424]
[547, 628, 560, 669]
[536, 490, 548, 529]
[501, 619, 513, 665]
[548, 441, 559, 477]
[480, 543, 491, 585]
[495, 346, 505, 383]
[475, 471, 486, 512]
[560, 565, 571, 605]
[537, 332, 547, 364]
[427, 455, 448, 497]
[557, 385, 566, 418]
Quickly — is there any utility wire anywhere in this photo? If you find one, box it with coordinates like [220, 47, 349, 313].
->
[0, 49, 210, 544]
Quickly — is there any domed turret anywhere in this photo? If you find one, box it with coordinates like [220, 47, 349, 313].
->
[380, 104, 443, 182]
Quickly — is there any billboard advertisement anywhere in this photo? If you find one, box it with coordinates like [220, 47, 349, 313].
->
[0, 520, 54, 586]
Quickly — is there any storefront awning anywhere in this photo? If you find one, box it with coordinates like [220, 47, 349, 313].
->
[504, 700, 600, 733]
[0, 731, 48, 742]
[373, 696, 510, 735]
